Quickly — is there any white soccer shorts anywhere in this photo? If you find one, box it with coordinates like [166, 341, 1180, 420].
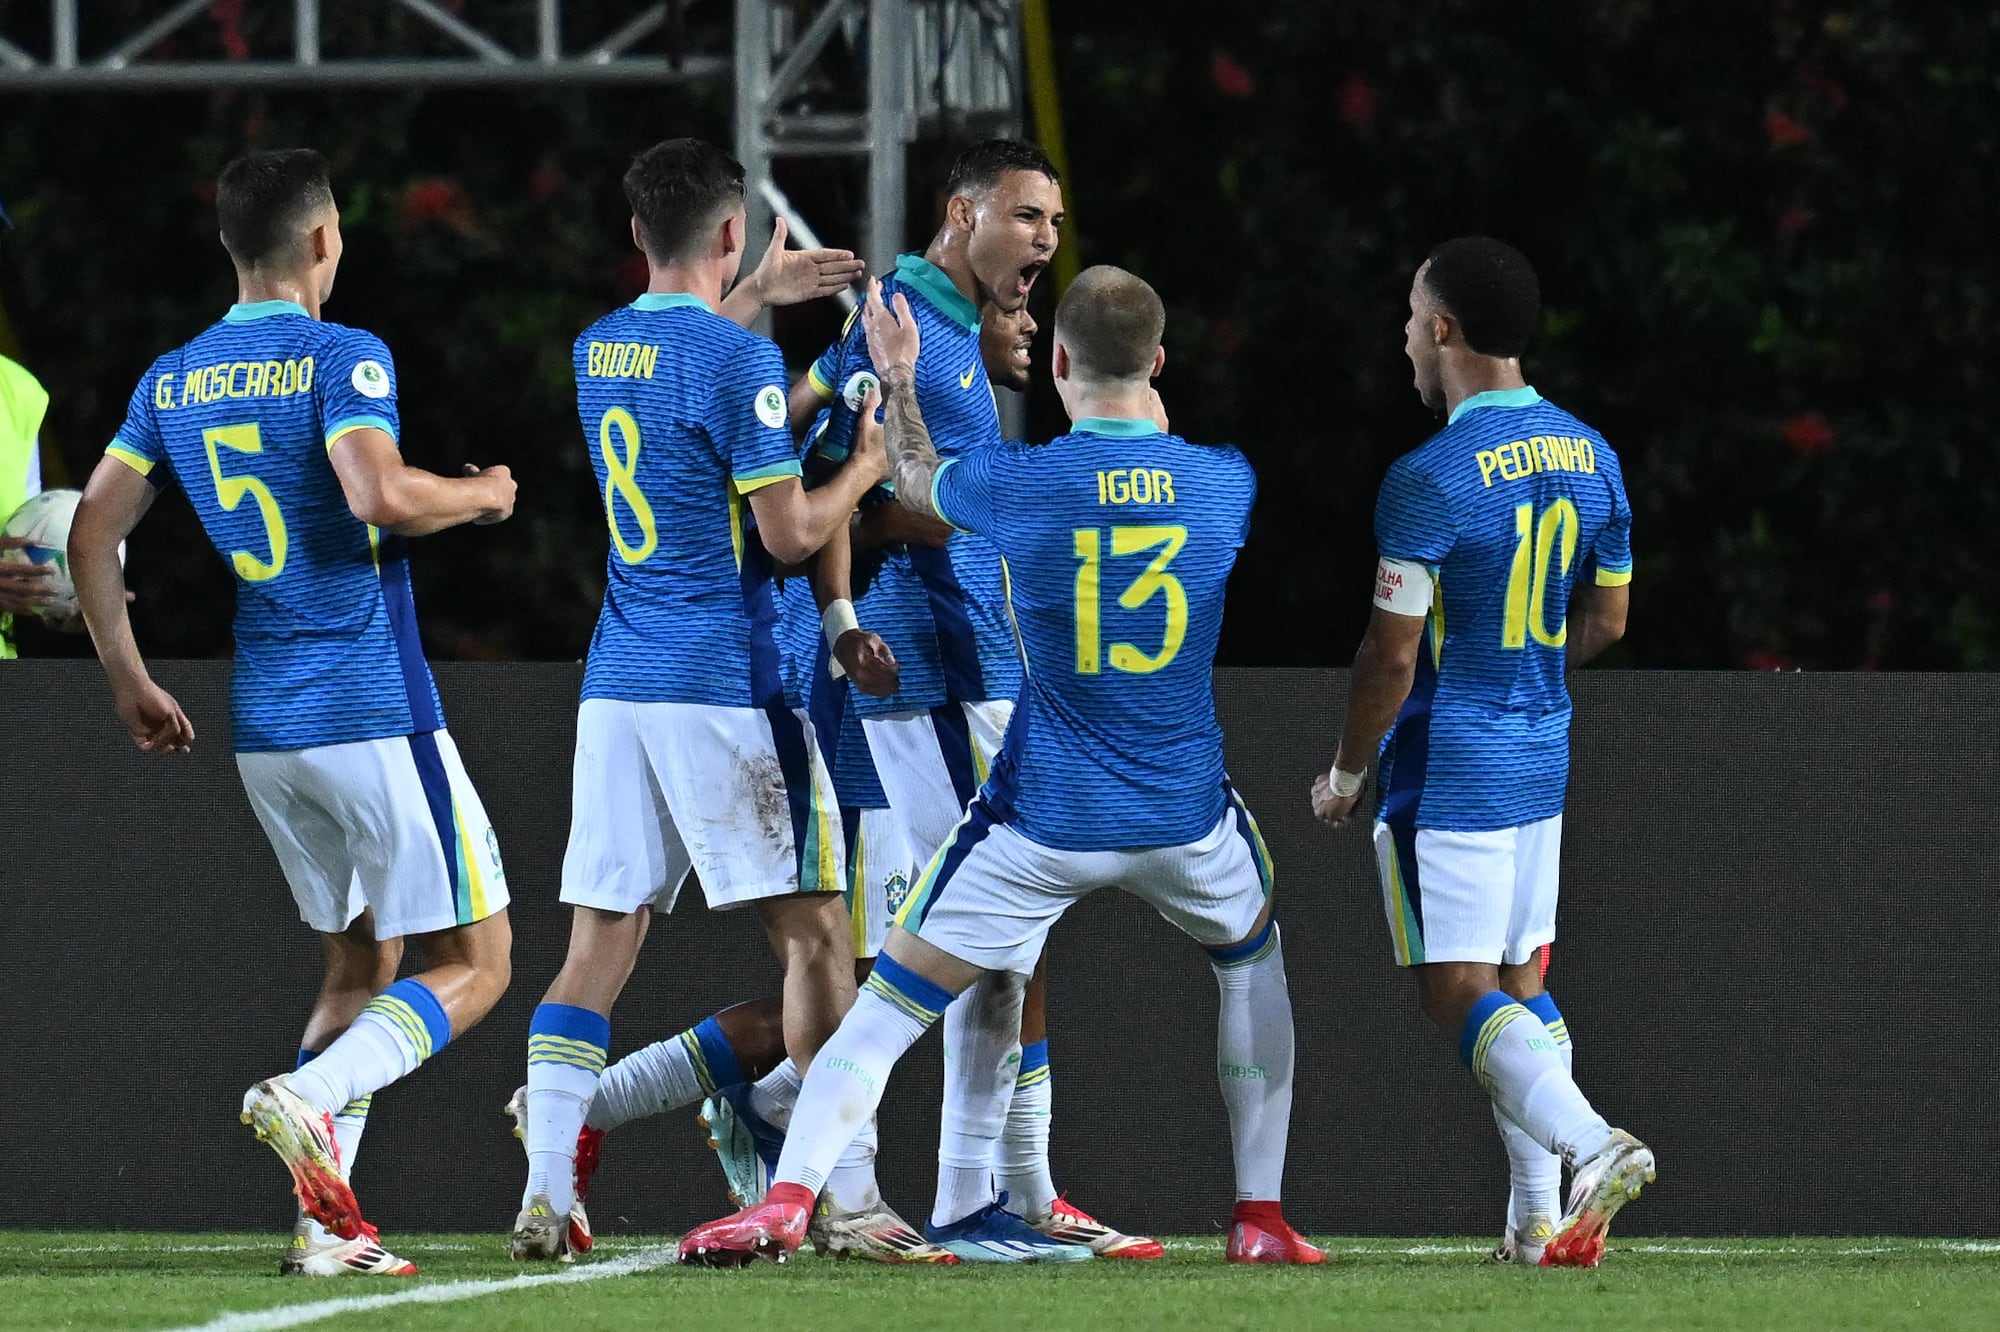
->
[561, 698, 843, 915]
[861, 698, 1012, 858]
[237, 729, 510, 941]
[897, 786, 1277, 976]
[843, 805, 918, 960]
[1372, 814, 1562, 966]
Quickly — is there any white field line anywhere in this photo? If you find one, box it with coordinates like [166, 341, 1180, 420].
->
[157, 1244, 677, 1332]
[1159, 1239, 2000, 1257]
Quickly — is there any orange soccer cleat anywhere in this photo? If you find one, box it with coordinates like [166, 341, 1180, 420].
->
[678, 1186, 814, 1267]
[1225, 1204, 1327, 1265]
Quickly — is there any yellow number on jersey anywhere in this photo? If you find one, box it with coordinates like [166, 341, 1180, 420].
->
[1072, 525, 1189, 675]
[202, 423, 288, 582]
[1502, 498, 1580, 648]
[599, 407, 658, 564]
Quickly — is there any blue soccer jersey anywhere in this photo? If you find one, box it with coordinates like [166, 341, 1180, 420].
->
[1374, 386, 1634, 832]
[778, 574, 889, 809]
[574, 293, 803, 707]
[105, 300, 442, 753]
[932, 418, 1256, 851]
[809, 254, 1021, 716]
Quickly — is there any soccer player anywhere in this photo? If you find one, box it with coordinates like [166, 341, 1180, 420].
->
[1308, 238, 1653, 1269]
[509, 138, 885, 1261]
[676, 267, 1321, 1268]
[67, 148, 519, 1276]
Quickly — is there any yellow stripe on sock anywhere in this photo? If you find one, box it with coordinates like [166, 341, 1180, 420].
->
[364, 996, 434, 1062]
[862, 970, 943, 1026]
[1015, 1065, 1051, 1090]
[1471, 1003, 1533, 1084]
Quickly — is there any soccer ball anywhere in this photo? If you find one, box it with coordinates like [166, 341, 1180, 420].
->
[1, 487, 123, 621]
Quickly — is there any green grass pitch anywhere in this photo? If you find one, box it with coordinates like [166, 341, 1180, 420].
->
[3, 1232, 1997, 1331]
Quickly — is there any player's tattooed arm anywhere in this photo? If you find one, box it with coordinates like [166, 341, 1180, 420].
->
[856, 277, 945, 520]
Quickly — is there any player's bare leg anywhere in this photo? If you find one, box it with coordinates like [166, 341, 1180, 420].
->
[1489, 949, 1568, 1265]
[248, 910, 513, 1244]
[1416, 960, 1652, 1268]
[513, 906, 647, 1261]
[1002, 952, 1162, 1259]
[285, 914, 417, 1276]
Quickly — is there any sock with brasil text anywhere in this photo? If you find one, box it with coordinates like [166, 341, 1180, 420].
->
[522, 1003, 610, 1217]
[288, 979, 450, 1123]
[1464, 991, 1611, 1167]
[1494, 992, 1572, 1233]
[765, 956, 954, 1210]
[295, 1047, 374, 1247]
[588, 1016, 743, 1132]
[995, 1041, 1056, 1220]
[1209, 920, 1295, 1204]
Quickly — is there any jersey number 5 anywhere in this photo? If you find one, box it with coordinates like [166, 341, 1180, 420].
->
[203, 424, 288, 582]
[1073, 525, 1188, 675]
[599, 408, 658, 564]
[1502, 498, 1579, 648]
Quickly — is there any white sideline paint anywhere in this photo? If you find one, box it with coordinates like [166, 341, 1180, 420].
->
[158, 1245, 677, 1332]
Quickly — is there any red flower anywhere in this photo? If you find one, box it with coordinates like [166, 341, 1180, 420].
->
[1211, 53, 1254, 99]
[1780, 411, 1833, 455]
[1776, 206, 1816, 239]
[401, 178, 478, 234]
[1336, 73, 1377, 127]
[1766, 110, 1811, 149]
[1745, 649, 1797, 671]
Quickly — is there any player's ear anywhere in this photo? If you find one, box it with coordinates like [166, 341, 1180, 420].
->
[629, 216, 647, 256]
[1052, 338, 1071, 383]
[946, 191, 975, 234]
[1431, 310, 1453, 347]
[1150, 345, 1166, 378]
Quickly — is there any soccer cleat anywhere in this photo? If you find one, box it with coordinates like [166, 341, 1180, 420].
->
[241, 1076, 370, 1243]
[510, 1194, 572, 1263]
[1025, 1194, 1164, 1260]
[503, 1086, 595, 1253]
[809, 1196, 959, 1265]
[677, 1198, 811, 1267]
[697, 1087, 783, 1208]
[1541, 1130, 1656, 1268]
[282, 1218, 418, 1277]
[923, 1196, 1094, 1263]
[1226, 1215, 1327, 1265]
[1490, 1213, 1555, 1266]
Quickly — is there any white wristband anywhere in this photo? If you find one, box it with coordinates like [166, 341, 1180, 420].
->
[1330, 765, 1366, 798]
[822, 599, 861, 678]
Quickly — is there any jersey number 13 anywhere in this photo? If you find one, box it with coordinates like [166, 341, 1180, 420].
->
[1072, 525, 1188, 675]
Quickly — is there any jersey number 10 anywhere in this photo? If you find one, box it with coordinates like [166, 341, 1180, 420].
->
[1502, 498, 1578, 649]
[1072, 525, 1188, 675]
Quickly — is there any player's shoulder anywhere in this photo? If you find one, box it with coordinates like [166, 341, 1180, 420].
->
[1533, 395, 1624, 473]
[306, 318, 392, 359]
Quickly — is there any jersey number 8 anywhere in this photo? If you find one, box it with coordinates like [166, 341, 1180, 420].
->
[1072, 525, 1188, 675]
[598, 408, 658, 564]
[203, 423, 288, 583]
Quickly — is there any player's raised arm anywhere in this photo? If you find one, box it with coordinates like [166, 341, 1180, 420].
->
[744, 414, 886, 567]
[328, 428, 515, 537]
[856, 281, 947, 519]
[70, 455, 192, 753]
[719, 216, 866, 330]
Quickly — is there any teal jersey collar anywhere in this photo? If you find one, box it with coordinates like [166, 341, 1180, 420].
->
[894, 253, 980, 331]
[224, 299, 310, 323]
[1074, 417, 1161, 438]
[631, 292, 708, 312]
[1448, 385, 1541, 426]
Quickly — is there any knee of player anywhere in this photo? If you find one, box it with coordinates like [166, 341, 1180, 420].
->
[1413, 964, 1488, 1035]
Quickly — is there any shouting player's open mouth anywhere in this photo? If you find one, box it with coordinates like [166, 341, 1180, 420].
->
[1010, 259, 1049, 305]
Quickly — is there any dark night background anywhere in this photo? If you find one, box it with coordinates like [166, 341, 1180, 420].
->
[1, 1, 1991, 670]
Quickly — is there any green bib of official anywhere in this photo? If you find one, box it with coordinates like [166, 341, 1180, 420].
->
[0, 354, 51, 659]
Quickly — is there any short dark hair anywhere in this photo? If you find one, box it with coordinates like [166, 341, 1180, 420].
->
[945, 139, 1060, 198]
[1056, 265, 1165, 382]
[1422, 237, 1540, 358]
[216, 149, 333, 266]
[624, 138, 746, 264]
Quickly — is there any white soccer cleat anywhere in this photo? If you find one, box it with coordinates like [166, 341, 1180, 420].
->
[503, 1086, 595, 1253]
[809, 1197, 959, 1265]
[241, 1075, 371, 1243]
[697, 1089, 780, 1208]
[1490, 1212, 1555, 1266]
[1542, 1130, 1656, 1268]
[510, 1194, 573, 1263]
[281, 1218, 418, 1277]
[1024, 1194, 1165, 1259]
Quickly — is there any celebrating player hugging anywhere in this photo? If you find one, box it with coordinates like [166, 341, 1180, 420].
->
[66, 138, 1652, 1280]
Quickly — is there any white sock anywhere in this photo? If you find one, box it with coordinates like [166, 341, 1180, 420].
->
[774, 963, 950, 1196]
[590, 1039, 703, 1131]
[332, 1097, 371, 1179]
[287, 981, 448, 1114]
[1210, 923, 1294, 1202]
[825, 1116, 883, 1212]
[750, 1059, 801, 1132]
[1498, 1006, 1572, 1230]
[522, 1003, 611, 1215]
[931, 971, 1026, 1228]
[1466, 994, 1611, 1165]
[995, 1048, 1056, 1220]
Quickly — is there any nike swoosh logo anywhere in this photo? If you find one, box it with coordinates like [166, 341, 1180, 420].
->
[960, 366, 977, 389]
